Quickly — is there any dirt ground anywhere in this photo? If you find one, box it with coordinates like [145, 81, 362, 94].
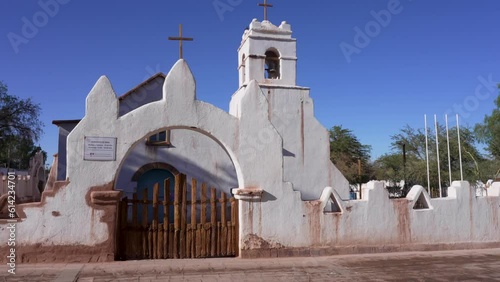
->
[1, 248, 500, 281]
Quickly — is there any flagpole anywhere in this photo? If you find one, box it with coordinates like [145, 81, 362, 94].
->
[456, 114, 463, 181]
[425, 115, 431, 194]
[435, 115, 442, 197]
[446, 114, 452, 186]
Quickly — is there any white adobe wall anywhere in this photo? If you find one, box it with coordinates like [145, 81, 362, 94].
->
[239, 180, 500, 255]
[490, 181, 500, 196]
[230, 86, 349, 201]
[229, 80, 349, 200]
[0, 152, 44, 203]
[0, 175, 37, 203]
[267, 86, 349, 200]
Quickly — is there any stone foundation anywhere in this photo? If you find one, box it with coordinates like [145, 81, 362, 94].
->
[240, 242, 500, 259]
[0, 244, 115, 263]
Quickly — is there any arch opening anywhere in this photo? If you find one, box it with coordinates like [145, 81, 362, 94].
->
[265, 49, 280, 79]
[114, 126, 243, 198]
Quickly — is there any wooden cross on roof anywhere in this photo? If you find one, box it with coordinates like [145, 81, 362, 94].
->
[258, 0, 273, 21]
[168, 24, 193, 59]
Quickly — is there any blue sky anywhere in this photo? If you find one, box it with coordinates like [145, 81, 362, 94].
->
[1, 0, 499, 162]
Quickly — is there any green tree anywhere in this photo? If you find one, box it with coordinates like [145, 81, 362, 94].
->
[0, 81, 44, 169]
[475, 84, 500, 159]
[329, 125, 372, 183]
[374, 124, 486, 197]
[373, 153, 406, 184]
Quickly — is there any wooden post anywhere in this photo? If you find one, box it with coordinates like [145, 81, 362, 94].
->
[158, 223, 163, 259]
[142, 189, 148, 259]
[205, 222, 211, 258]
[186, 224, 192, 259]
[169, 223, 174, 258]
[132, 193, 138, 259]
[191, 178, 197, 258]
[217, 222, 221, 256]
[163, 178, 170, 258]
[227, 221, 232, 256]
[173, 174, 181, 259]
[152, 183, 159, 259]
[180, 174, 187, 259]
[210, 188, 217, 257]
[201, 183, 207, 257]
[196, 223, 202, 257]
[221, 192, 227, 256]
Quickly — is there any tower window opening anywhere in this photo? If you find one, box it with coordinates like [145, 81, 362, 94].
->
[241, 54, 246, 83]
[265, 50, 280, 79]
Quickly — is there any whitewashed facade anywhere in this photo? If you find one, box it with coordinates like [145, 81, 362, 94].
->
[0, 19, 498, 262]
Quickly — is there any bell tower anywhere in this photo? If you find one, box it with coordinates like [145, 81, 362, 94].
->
[230, 13, 351, 203]
[238, 18, 297, 87]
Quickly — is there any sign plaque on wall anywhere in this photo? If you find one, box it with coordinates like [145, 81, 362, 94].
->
[84, 137, 117, 161]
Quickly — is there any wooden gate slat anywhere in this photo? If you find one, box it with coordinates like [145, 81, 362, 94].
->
[173, 174, 181, 259]
[221, 192, 227, 256]
[205, 225, 211, 258]
[158, 223, 163, 259]
[180, 174, 187, 259]
[217, 222, 222, 256]
[131, 193, 138, 259]
[195, 223, 201, 257]
[201, 183, 207, 257]
[169, 223, 174, 258]
[184, 223, 193, 258]
[141, 189, 148, 259]
[191, 178, 197, 258]
[163, 178, 170, 259]
[210, 188, 217, 257]
[227, 221, 232, 256]
[152, 183, 159, 259]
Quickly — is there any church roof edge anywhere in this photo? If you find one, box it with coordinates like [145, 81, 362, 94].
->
[52, 119, 81, 126]
[118, 72, 166, 101]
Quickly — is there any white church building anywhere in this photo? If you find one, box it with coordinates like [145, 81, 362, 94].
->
[0, 17, 499, 262]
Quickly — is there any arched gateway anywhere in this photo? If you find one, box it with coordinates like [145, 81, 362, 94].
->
[113, 124, 243, 259]
[69, 60, 250, 260]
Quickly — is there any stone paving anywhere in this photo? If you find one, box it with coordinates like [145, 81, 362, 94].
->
[1, 248, 500, 281]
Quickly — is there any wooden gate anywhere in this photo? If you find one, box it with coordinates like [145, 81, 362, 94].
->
[116, 173, 238, 260]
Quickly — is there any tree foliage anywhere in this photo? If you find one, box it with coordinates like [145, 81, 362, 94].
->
[0, 81, 44, 169]
[373, 124, 489, 196]
[475, 84, 500, 159]
[329, 125, 372, 183]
